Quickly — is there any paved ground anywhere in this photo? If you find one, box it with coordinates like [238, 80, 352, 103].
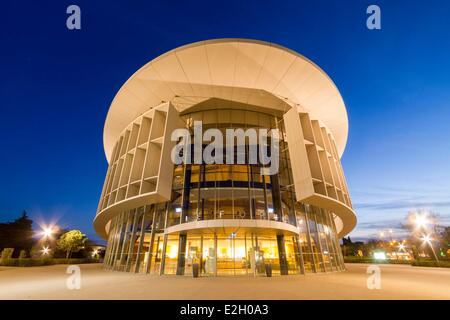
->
[0, 263, 449, 300]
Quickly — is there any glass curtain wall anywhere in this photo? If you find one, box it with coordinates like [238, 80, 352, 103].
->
[167, 109, 284, 224]
[103, 204, 344, 275]
[102, 109, 346, 275]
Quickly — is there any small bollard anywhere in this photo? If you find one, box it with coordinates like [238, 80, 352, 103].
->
[192, 263, 199, 278]
[265, 264, 272, 277]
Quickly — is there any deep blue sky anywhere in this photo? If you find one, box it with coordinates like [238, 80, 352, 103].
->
[1, 0, 449, 242]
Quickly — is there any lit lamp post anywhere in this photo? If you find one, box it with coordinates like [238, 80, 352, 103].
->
[413, 212, 439, 264]
[414, 214, 428, 229]
[41, 226, 55, 242]
[421, 234, 439, 264]
[39, 225, 57, 257]
[397, 241, 407, 260]
[42, 246, 50, 256]
[43, 227, 53, 238]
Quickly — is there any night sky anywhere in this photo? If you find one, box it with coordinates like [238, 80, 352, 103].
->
[1, 0, 449, 243]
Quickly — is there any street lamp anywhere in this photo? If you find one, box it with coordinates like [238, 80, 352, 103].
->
[412, 212, 439, 263]
[414, 213, 429, 229]
[42, 246, 50, 255]
[39, 224, 58, 256]
[40, 225, 56, 239]
[421, 234, 439, 264]
[43, 227, 53, 238]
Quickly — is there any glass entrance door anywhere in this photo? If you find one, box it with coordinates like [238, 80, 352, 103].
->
[216, 235, 250, 275]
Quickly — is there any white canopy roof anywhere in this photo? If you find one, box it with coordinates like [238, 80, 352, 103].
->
[103, 39, 349, 162]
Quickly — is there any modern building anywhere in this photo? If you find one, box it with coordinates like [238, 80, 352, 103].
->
[94, 39, 357, 276]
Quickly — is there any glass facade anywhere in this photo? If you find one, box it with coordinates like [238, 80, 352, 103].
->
[103, 109, 346, 275]
[103, 203, 344, 275]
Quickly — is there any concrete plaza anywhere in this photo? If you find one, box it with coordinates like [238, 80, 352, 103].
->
[0, 263, 449, 300]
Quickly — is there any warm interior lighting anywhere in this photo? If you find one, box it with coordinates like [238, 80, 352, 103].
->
[167, 244, 178, 259]
[235, 247, 246, 259]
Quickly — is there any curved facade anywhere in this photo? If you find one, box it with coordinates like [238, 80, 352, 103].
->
[95, 39, 357, 276]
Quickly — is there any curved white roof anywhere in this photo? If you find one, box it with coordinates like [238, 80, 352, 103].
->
[104, 38, 349, 162]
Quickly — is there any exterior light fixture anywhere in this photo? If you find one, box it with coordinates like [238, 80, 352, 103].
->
[373, 251, 386, 260]
[40, 225, 57, 239]
[414, 213, 429, 229]
[420, 234, 440, 263]
[43, 228, 53, 238]
[421, 234, 432, 243]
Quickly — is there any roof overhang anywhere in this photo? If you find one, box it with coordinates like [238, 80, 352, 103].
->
[103, 39, 349, 163]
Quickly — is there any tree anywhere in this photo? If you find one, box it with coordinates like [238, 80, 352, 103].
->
[19, 250, 27, 259]
[56, 230, 87, 259]
[0, 211, 34, 257]
[341, 236, 367, 257]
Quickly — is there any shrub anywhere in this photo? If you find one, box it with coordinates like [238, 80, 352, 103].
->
[344, 256, 382, 264]
[343, 256, 410, 265]
[0, 258, 99, 267]
[52, 258, 98, 265]
[0, 258, 52, 267]
[19, 250, 27, 259]
[386, 259, 411, 265]
[411, 260, 450, 268]
[343, 256, 450, 268]
[1, 248, 14, 260]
